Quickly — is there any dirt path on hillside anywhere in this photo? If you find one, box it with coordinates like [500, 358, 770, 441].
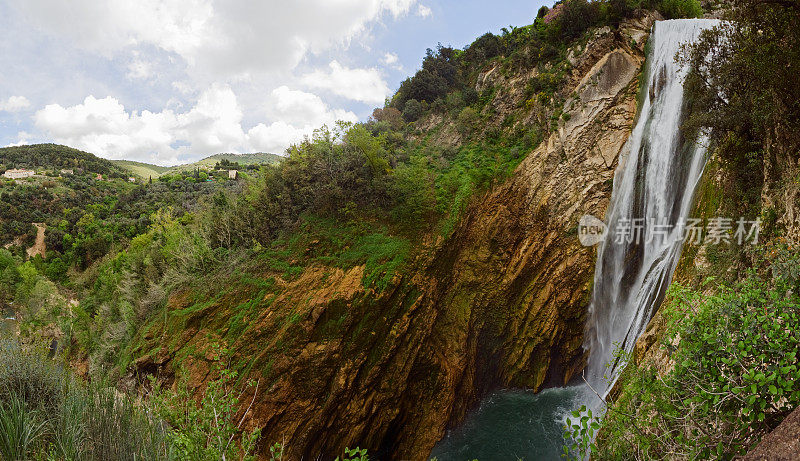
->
[26, 223, 46, 259]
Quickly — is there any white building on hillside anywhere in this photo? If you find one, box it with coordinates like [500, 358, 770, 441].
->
[3, 169, 34, 179]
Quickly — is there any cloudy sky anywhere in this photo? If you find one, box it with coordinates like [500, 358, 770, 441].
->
[0, 0, 546, 165]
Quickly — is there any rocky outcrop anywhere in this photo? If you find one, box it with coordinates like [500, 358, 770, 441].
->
[132, 15, 656, 461]
[741, 407, 800, 460]
[762, 133, 800, 245]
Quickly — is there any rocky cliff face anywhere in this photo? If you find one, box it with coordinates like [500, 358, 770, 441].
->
[132, 15, 656, 460]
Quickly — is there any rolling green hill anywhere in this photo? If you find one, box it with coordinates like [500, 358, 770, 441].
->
[112, 160, 172, 179]
[0, 144, 126, 176]
[114, 152, 283, 178]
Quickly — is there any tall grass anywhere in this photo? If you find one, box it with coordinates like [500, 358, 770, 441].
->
[0, 340, 173, 460]
[0, 394, 48, 461]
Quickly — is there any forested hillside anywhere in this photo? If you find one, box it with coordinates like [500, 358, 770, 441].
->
[0, 144, 125, 176]
[114, 152, 283, 179]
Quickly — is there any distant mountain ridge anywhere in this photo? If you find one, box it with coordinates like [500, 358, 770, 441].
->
[113, 152, 284, 178]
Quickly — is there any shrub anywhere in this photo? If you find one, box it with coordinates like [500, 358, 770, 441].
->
[659, 0, 702, 18]
[83, 381, 173, 461]
[394, 45, 460, 109]
[456, 107, 479, 135]
[444, 91, 465, 113]
[370, 107, 404, 130]
[537, 5, 549, 18]
[336, 447, 369, 461]
[390, 155, 437, 228]
[541, 0, 603, 42]
[150, 343, 261, 461]
[0, 340, 65, 416]
[462, 33, 503, 67]
[0, 339, 173, 460]
[50, 388, 87, 461]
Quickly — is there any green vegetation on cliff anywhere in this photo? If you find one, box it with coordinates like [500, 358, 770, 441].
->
[683, 0, 800, 234]
[59, 0, 664, 381]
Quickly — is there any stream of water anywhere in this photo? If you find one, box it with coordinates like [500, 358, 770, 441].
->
[431, 19, 718, 460]
[1, 304, 15, 337]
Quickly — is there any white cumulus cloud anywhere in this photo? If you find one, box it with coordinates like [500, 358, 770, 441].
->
[0, 95, 31, 112]
[416, 4, 432, 18]
[32, 85, 356, 164]
[11, 0, 421, 82]
[4, 131, 34, 147]
[246, 86, 358, 153]
[301, 61, 390, 104]
[2, 0, 432, 161]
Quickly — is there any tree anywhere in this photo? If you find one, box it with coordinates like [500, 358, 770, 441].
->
[390, 155, 437, 228]
[393, 45, 462, 110]
[370, 107, 404, 130]
[537, 5, 549, 18]
[683, 0, 800, 189]
[346, 125, 390, 177]
[463, 33, 503, 66]
[402, 99, 425, 122]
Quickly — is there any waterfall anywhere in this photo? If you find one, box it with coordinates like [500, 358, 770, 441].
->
[583, 19, 719, 396]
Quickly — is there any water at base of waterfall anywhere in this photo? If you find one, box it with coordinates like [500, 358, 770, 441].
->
[430, 385, 599, 460]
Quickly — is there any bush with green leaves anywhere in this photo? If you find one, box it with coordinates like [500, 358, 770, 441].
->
[149, 343, 262, 461]
[683, 0, 798, 205]
[335, 447, 369, 461]
[0, 340, 65, 416]
[562, 404, 602, 459]
[456, 107, 479, 136]
[659, 0, 702, 19]
[402, 99, 426, 122]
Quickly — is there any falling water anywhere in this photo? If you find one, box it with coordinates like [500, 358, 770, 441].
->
[583, 19, 719, 396]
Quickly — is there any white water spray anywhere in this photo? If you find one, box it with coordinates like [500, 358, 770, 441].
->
[583, 19, 719, 396]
